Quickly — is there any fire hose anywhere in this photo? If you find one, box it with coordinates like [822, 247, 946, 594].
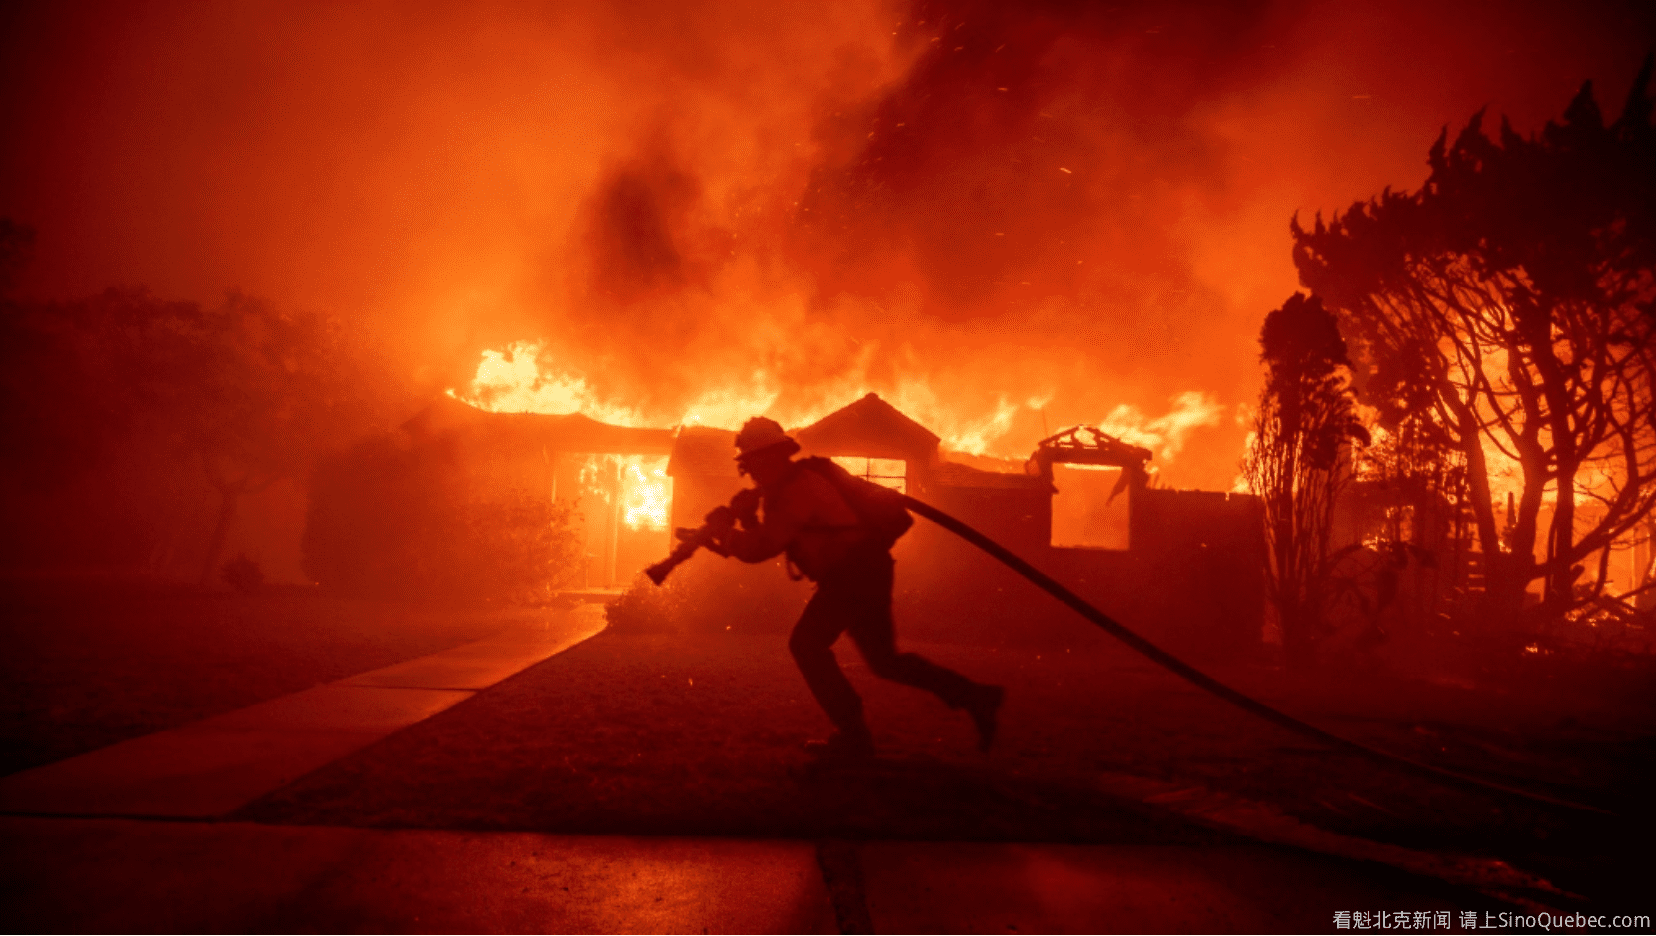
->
[647, 494, 1610, 815]
[901, 496, 1610, 815]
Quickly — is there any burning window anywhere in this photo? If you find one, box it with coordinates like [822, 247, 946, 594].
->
[832, 457, 907, 494]
[559, 453, 673, 589]
[1050, 463, 1130, 550]
[620, 458, 672, 531]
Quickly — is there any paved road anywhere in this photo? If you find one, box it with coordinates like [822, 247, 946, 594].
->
[0, 817, 1469, 933]
[0, 605, 1484, 932]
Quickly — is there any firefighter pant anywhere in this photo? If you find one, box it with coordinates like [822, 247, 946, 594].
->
[789, 549, 982, 736]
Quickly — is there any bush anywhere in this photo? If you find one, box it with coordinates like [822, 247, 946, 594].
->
[605, 573, 686, 633]
[302, 434, 580, 602]
[449, 491, 581, 604]
[221, 553, 264, 593]
[604, 551, 810, 636]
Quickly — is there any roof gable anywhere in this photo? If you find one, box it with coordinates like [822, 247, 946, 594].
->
[793, 393, 940, 463]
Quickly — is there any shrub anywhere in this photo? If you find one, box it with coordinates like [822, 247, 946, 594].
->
[303, 434, 579, 602]
[221, 553, 264, 593]
[605, 573, 686, 633]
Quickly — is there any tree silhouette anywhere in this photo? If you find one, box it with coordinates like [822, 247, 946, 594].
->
[1243, 292, 1367, 666]
[1294, 58, 1656, 631]
[0, 284, 391, 580]
[168, 293, 375, 583]
[303, 436, 581, 602]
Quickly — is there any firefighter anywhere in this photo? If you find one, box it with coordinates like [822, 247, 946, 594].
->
[704, 416, 1004, 761]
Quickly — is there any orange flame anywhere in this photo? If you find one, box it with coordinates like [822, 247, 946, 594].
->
[622, 458, 671, 531]
[1095, 391, 1225, 463]
[451, 342, 1221, 472]
[454, 341, 646, 427]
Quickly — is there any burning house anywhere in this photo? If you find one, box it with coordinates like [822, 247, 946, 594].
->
[325, 392, 1264, 659]
[399, 397, 677, 590]
[724, 394, 1262, 659]
[303, 396, 676, 598]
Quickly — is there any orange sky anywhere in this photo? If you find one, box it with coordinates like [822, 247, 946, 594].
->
[1, 0, 1650, 488]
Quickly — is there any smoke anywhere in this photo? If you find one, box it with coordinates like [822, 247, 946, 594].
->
[2, 0, 1652, 488]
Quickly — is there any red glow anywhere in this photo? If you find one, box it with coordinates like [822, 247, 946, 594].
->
[1, 1, 1651, 489]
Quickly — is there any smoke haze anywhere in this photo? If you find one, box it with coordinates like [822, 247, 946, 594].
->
[2, 0, 1651, 487]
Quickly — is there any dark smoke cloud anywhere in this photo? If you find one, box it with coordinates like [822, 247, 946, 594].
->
[797, 0, 1287, 312]
[2, 0, 1652, 487]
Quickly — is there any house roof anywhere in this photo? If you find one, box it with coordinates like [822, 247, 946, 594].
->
[1029, 425, 1152, 471]
[667, 425, 740, 479]
[793, 393, 940, 463]
[404, 396, 675, 455]
[666, 394, 945, 479]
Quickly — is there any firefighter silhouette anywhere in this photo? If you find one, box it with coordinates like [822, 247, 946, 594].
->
[701, 417, 1004, 761]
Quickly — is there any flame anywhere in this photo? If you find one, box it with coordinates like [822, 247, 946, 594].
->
[451, 340, 1056, 454]
[18, 2, 1625, 507]
[1095, 391, 1225, 463]
[452, 342, 1218, 472]
[570, 454, 671, 531]
[622, 458, 671, 531]
[886, 384, 1056, 457]
[575, 456, 611, 507]
[454, 341, 646, 427]
[681, 382, 782, 430]
[453, 340, 780, 432]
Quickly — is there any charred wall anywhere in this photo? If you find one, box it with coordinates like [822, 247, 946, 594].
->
[896, 483, 1264, 661]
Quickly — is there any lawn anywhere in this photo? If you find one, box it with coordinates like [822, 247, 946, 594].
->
[0, 576, 554, 775]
